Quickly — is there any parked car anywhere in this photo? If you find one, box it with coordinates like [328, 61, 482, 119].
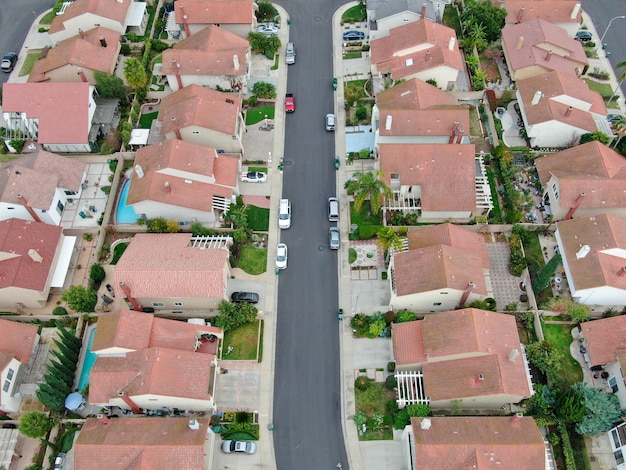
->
[328, 197, 339, 221]
[1, 52, 18, 73]
[54, 453, 66, 470]
[230, 291, 260, 303]
[575, 31, 592, 42]
[2, 423, 16, 429]
[325, 113, 335, 131]
[105, 283, 116, 297]
[239, 171, 267, 183]
[343, 30, 365, 41]
[285, 42, 296, 64]
[278, 198, 292, 229]
[256, 24, 279, 35]
[276, 243, 288, 270]
[221, 440, 257, 454]
[329, 227, 340, 250]
[285, 93, 295, 113]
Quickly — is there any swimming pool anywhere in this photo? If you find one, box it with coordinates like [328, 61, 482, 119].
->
[116, 179, 139, 224]
[78, 328, 97, 392]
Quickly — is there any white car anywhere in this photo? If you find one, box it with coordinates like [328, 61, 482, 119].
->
[276, 243, 288, 270]
[239, 171, 267, 183]
[256, 24, 279, 35]
[221, 440, 257, 454]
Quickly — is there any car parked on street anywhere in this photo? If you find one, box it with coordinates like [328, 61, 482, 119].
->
[239, 171, 267, 183]
[276, 243, 288, 270]
[325, 113, 335, 131]
[1, 52, 18, 73]
[328, 197, 339, 221]
[575, 31, 592, 42]
[221, 440, 257, 454]
[285, 42, 296, 64]
[343, 30, 365, 41]
[279, 198, 291, 229]
[230, 291, 259, 303]
[329, 227, 340, 250]
[256, 24, 279, 36]
[285, 93, 295, 113]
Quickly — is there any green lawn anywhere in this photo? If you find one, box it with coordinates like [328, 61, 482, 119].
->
[443, 4, 462, 37]
[355, 382, 395, 440]
[583, 78, 613, 98]
[40, 11, 56, 25]
[246, 106, 275, 125]
[542, 323, 583, 388]
[342, 4, 367, 23]
[110, 242, 129, 265]
[343, 52, 362, 60]
[18, 52, 40, 77]
[222, 320, 260, 360]
[237, 245, 267, 275]
[245, 205, 270, 231]
[350, 201, 383, 240]
[139, 111, 158, 129]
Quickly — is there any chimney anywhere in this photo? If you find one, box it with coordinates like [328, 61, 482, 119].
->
[448, 37, 456, 51]
[16, 195, 43, 223]
[564, 106, 573, 117]
[420, 418, 431, 430]
[477, 373, 485, 381]
[545, 50, 552, 61]
[180, 6, 191, 38]
[531, 90, 543, 105]
[79, 29, 85, 40]
[576, 244, 591, 259]
[516, 36, 525, 50]
[564, 192, 586, 220]
[421, 3, 427, 19]
[619, 266, 626, 277]
[119, 281, 143, 312]
[233, 54, 240, 70]
[97, 414, 111, 425]
[188, 419, 200, 430]
[449, 121, 460, 144]
[27, 249, 43, 263]
[508, 349, 520, 362]
[456, 281, 477, 309]
[134, 164, 144, 178]
[516, 7, 525, 24]
[385, 115, 393, 131]
[164, 181, 171, 193]
[99, 35, 107, 47]
[571, 3, 581, 19]
[510, 412, 523, 422]
[77, 68, 88, 82]
[425, 50, 431, 62]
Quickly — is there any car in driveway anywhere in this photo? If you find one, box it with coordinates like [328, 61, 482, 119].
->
[329, 227, 340, 250]
[285, 93, 295, 113]
[239, 171, 267, 183]
[230, 291, 259, 303]
[343, 30, 365, 41]
[575, 31, 592, 42]
[1, 52, 18, 73]
[54, 453, 66, 470]
[222, 440, 257, 454]
[256, 24, 279, 35]
[608, 114, 624, 125]
[276, 243, 288, 270]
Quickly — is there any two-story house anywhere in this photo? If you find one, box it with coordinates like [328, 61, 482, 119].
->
[171, 0, 256, 40]
[499, 0, 583, 36]
[367, 2, 450, 41]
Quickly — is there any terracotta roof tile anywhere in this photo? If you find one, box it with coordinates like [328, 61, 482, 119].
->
[502, 0, 582, 25]
[74, 417, 208, 470]
[2, 83, 93, 145]
[379, 144, 476, 212]
[0, 318, 38, 364]
[29, 27, 120, 82]
[158, 84, 242, 136]
[378, 108, 470, 139]
[392, 320, 425, 365]
[581, 316, 626, 366]
[49, 0, 131, 35]
[128, 140, 238, 211]
[91, 310, 154, 353]
[0, 219, 63, 292]
[376, 78, 458, 110]
[175, 0, 254, 24]
[410, 416, 546, 470]
[162, 26, 249, 76]
[113, 233, 229, 298]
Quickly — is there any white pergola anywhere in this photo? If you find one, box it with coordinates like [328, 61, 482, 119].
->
[395, 370, 430, 409]
[188, 235, 232, 250]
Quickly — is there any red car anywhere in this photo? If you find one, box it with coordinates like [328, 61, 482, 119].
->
[285, 93, 295, 113]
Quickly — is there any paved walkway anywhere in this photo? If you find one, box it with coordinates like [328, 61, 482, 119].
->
[485, 241, 524, 310]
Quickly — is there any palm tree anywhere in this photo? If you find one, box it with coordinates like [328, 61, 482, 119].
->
[123, 58, 148, 91]
[377, 227, 403, 263]
[344, 170, 392, 215]
[612, 117, 626, 150]
[609, 60, 626, 103]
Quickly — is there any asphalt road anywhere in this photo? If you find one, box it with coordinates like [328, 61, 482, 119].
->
[272, 1, 349, 468]
[0, 0, 52, 86]
[581, 0, 626, 96]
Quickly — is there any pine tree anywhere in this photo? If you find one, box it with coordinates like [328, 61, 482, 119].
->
[51, 351, 77, 373]
[47, 359, 75, 378]
[52, 339, 79, 363]
[43, 373, 72, 394]
[36, 389, 65, 412]
[57, 327, 82, 352]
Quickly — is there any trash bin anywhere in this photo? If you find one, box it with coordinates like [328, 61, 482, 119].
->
[606, 51, 612, 58]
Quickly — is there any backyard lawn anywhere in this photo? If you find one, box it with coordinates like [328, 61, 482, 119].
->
[542, 323, 583, 388]
[222, 320, 261, 361]
[139, 111, 158, 129]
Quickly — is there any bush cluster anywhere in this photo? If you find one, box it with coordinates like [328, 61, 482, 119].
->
[508, 233, 526, 276]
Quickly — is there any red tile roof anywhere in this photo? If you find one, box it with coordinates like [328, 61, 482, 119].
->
[127, 140, 237, 211]
[113, 234, 229, 298]
[29, 27, 121, 82]
[375, 78, 458, 110]
[378, 108, 470, 139]
[0, 318, 38, 364]
[2, 83, 93, 145]
[556, 213, 626, 293]
[0, 150, 86, 209]
[379, 144, 476, 212]
[581, 316, 626, 366]
[502, 0, 582, 25]
[536, 142, 626, 210]
[158, 84, 242, 136]
[175, 0, 254, 24]
[162, 26, 249, 76]
[502, 19, 587, 77]
[0, 219, 63, 292]
[49, 0, 131, 34]
[371, 19, 463, 79]
[410, 416, 546, 469]
[74, 417, 209, 470]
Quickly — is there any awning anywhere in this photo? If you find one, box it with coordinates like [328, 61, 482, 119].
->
[51, 236, 77, 287]
[127, 2, 147, 27]
[129, 129, 150, 146]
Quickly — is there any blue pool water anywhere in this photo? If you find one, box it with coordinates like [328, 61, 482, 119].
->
[116, 179, 139, 224]
[78, 328, 97, 392]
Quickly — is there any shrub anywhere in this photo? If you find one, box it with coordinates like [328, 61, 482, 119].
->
[396, 309, 417, 323]
[384, 310, 396, 325]
[355, 375, 373, 392]
[385, 375, 397, 389]
[251, 81, 276, 99]
[508, 233, 526, 276]
[89, 263, 106, 283]
[387, 361, 396, 373]
[235, 411, 253, 423]
[52, 307, 67, 316]
[350, 313, 370, 336]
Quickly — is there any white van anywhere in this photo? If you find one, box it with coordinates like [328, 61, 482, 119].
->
[279, 198, 291, 229]
[328, 197, 339, 222]
[285, 43, 296, 64]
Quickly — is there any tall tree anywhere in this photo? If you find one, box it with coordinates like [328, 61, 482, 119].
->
[344, 170, 392, 215]
[123, 57, 148, 91]
[459, 0, 507, 43]
[573, 382, 622, 435]
[19, 412, 56, 438]
[376, 227, 403, 259]
[61, 285, 97, 313]
[94, 71, 128, 103]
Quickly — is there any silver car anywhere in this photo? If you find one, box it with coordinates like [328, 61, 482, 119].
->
[256, 24, 279, 36]
[276, 243, 288, 269]
[221, 440, 257, 454]
[329, 227, 340, 250]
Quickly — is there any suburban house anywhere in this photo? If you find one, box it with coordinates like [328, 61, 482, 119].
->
[0, 151, 87, 225]
[371, 78, 470, 151]
[501, 18, 588, 81]
[127, 139, 240, 224]
[370, 19, 463, 91]
[402, 416, 549, 469]
[388, 224, 493, 312]
[516, 70, 610, 148]
[499, 0, 583, 36]
[608, 421, 626, 469]
[29, 27, 121, 84]
[157, 84, 245, 155]
[366, 1, 450, 41]
[170, 0, 256, 40]
[555, 213, 626, 307]
[392, 309, 533, 410]
[161, 25, 251, 92]
[0, 219, 75, 309]
[113, 233, 232, 311]
[48, 0, 147, 44]
[0, 319, 39, 413]
[88, 310, 223, 413]
[378, 144, 492, 222]
[2, 82, 103, 153]
[74, 417, 213, 469]
[535, 141, 626, 221]
[580, 315, 626, 409]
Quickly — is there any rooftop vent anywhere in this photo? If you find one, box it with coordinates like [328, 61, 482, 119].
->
[188, 419, 200, 430]
[28, 249, 43, 263]
[385, 115, 393, 131]
[420, 418, 431, 430]
[135, 165, 144, 179]
[576, 245, 591, 259]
